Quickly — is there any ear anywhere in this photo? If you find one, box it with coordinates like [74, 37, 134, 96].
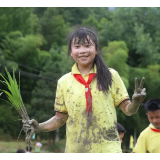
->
[71, 52, 73, 57]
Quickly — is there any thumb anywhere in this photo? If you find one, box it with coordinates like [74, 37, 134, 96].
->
[29, 119, 39, 127]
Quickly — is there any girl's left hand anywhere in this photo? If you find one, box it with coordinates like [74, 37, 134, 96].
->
[132, 77, 146, 104]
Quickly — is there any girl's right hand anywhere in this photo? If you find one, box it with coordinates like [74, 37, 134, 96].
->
[22, 119, 40, 133]
[22, 119, 39, 144]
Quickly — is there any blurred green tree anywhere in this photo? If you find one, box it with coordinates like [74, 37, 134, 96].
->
[39, 7, 70, 50]
[102, 41, 129, 88]
[30, 45, 74, 142]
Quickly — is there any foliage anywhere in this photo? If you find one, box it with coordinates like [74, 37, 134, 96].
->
[102, 41, 129, 88]
[30, 45, 73, 140]
[0, 7, 160, 150]
[0, 68, 27, 118]
[39, 8, 70, 50]
[0, 8, 33, 37]
[0, 104, 22, 138]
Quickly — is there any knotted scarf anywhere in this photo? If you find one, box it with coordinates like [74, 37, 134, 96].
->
[150, 128, 160, 132]
[73, 73, 96, 128]
[150, 124, 160, 132]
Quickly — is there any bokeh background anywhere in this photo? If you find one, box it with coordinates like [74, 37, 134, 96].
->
[0, 7, 160, 153]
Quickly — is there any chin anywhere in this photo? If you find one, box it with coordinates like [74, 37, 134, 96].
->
[153, 124, 160, 128]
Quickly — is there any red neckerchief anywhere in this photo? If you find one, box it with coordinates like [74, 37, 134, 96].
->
[73, 73, 96, 128]
[150, 124, 160, 132]
[150, 128, 160, 132]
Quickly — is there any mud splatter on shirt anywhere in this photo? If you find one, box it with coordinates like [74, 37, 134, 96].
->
[54, 64, 130, 153]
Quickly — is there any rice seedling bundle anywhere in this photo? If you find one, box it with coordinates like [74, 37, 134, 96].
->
[0, 67, 33, 150]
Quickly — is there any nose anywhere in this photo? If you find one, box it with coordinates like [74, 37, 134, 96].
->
[79, 46, 87, 53]
[153, 118, 157, 123]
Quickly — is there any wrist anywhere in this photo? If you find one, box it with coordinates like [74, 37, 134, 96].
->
[34, 123, 45, 133]
[132, 95, 142, 105]
[131, 99, 141, 106]
[127, 100, 140, 116]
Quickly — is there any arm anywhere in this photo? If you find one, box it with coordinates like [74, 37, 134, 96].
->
[34, 112, 68, 133]
[119, 77, 146, 116]
[23, 112, 68, 133]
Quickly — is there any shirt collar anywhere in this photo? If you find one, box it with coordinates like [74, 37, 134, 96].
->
[150, 123, 156, 129]
[150, 123, 160, 129]
[72, 63, 97, 74]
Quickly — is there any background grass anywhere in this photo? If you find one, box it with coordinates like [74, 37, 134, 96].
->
[0, 139, 66, 153]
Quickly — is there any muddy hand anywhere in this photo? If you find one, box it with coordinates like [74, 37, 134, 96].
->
[22, 119, 39, 132]
[22, 119, 39, 144]
[132, 77, 146, 104]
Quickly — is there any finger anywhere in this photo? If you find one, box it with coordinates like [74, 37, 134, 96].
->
[135, 78, 138, 90]
[140, 77, 145, 89]
[142, 93, 146, 96]
[23, 124, 31, 128]
[28, 120, 33, 125]
[30, 119, 39, 127]
[141, 88, 146, 94]
[29, 119, 36, 125]
[141, 93, 146, 99]
[22, 119, 26, 123]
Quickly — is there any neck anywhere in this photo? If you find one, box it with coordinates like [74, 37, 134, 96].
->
[151, 123, 160, 129]
[77, 63, 93, 74]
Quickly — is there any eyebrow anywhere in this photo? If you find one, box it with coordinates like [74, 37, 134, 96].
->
[73, 38, 93, 45]
[73, 42, 93, 45]
[149, 114, 160, 117]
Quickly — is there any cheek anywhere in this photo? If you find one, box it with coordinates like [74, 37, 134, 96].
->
[71, 48, 79, 55]
[70, 52, 78, 62]
[157, 118, 160, 123]
[71, 49, 76, 57]
[148, 118, 152, 122]
[90, 48, 97, 55]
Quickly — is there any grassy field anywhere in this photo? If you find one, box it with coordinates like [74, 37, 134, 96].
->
[0, 139, 66, 153]
[0, 139, 131, 153]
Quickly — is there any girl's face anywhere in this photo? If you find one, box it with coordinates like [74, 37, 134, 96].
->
[146, 109, 160, 128]
[71, 36, 97, 68]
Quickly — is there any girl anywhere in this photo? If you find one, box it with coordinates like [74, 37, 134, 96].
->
[23, 26, 146, 153]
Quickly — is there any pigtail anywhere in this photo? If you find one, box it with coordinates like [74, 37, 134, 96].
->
[94, 54, 112, 94]
[67, 26, 112, 94]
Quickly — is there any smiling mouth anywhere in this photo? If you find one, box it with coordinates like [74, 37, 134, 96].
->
[79, 56, 88, 58]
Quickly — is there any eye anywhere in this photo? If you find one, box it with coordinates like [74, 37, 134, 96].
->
[74, 45, 79, 48]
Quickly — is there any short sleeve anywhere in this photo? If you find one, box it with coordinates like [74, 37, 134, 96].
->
[54, 79, 68, 114]
[111, 70, 130, 107]
[133, 132, 147, 153]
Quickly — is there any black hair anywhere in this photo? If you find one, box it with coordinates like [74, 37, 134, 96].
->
[117, 123, 126, 134]
[67, 26, 112, 94]
[145, 98, 160, 113]
[17, 149, 25, 153]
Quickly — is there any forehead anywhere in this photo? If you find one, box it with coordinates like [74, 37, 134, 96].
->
[72, 36, 94, 44]
[147, 109, 160, 116]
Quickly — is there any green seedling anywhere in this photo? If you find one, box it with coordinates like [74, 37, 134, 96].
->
[0, 67, 33, 151]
